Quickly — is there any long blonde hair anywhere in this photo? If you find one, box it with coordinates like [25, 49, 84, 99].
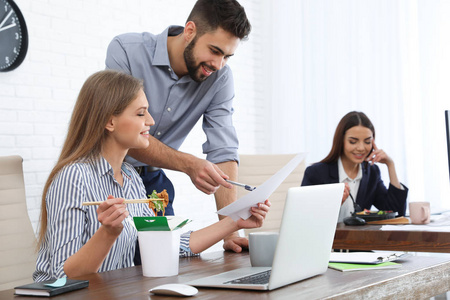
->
[37, 70, 143, 247]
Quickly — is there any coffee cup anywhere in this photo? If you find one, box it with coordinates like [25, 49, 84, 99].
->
[409, 202, 431, 225]
[248, 232, 279, 267]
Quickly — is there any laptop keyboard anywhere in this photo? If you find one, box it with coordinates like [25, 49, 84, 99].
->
[224, 270, 271, 285]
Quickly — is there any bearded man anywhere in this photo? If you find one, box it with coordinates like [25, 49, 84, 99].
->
[105, 0, 252, 263]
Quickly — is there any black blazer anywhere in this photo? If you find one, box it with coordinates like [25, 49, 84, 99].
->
[301, 161, 408, 216]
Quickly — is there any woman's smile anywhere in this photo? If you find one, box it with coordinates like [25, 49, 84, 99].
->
[343, 125, 373, 165]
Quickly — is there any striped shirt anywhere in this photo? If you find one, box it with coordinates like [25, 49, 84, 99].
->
[33, 156, 196, 282]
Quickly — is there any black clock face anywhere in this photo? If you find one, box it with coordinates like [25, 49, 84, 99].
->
[0, 0, 28, 72]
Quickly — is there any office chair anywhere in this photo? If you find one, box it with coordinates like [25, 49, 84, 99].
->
[0, 155, 37, 290]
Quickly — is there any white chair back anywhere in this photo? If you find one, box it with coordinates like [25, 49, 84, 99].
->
[0, 155, 37, 290]
[238, 154, 306, 235]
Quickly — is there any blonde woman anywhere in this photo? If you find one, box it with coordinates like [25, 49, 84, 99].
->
[34, 70, 270, 282]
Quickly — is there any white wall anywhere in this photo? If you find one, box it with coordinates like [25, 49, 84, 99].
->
[0, 0, 271, 250]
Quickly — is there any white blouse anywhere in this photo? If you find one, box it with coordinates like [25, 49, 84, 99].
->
[337, 157, 363, 223]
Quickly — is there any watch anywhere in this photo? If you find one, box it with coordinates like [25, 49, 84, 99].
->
[0, 0, 28, 72]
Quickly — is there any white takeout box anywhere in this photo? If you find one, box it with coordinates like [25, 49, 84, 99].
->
[133, 216, 191, 277]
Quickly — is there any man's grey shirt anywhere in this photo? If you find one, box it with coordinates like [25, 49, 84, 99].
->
[105, 26, 239, 167]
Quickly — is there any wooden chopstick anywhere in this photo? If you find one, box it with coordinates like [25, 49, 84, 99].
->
[82, 199, 165, 206]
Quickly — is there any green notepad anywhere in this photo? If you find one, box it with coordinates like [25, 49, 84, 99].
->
[328, 261, 401, 272]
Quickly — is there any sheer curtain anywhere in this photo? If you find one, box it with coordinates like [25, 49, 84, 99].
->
[401, 0, 450, 209]
[268, 0, 450, 210]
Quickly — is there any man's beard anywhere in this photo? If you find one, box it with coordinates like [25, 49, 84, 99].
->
[183, 37, 215, 83]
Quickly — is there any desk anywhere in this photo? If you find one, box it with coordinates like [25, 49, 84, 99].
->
[1, 251, 450, 299]
[333, 223, 450, 252]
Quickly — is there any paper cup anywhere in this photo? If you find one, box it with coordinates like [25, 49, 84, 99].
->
[137, 231, 180, 277]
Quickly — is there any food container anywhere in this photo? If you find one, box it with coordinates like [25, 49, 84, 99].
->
[133, 216, 190, 277]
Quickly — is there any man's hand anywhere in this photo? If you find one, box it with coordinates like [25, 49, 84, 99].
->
[186, 157, 233, 194]
[223, 200, 271, 252]
[223, 233, 248, 253]
[128, 138, 235, 195]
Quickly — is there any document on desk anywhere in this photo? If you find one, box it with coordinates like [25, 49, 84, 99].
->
[328, 261, 401, 272]
[329, 252, 410, 264]
[381, 213, 450, 231]
[217, 153, 306, 221]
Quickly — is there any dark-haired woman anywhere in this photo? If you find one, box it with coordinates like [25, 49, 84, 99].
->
[301, 111, 407, 223]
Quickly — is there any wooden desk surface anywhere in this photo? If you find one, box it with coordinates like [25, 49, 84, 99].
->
[2, 251, 450, 299]
[333, 223, 450, 252]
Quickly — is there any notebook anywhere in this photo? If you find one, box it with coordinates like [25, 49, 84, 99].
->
[186, 183, 344, 291]
[14, 278, 89, 297]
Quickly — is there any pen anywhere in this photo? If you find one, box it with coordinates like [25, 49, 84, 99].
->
[225, 179, 256, 191]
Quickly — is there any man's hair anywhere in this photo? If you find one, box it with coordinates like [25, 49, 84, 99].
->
[187, 0, 251, 40]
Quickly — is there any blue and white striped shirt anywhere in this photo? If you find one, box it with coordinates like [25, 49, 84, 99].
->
[33, 156, 195, 282]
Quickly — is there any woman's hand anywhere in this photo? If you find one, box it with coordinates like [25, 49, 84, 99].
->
[342, 182, 350, 205]
[366, 140, 402, 189]
[96, 195, 129, 237]
[366, 141, 394, 166]
[236, 200, 271, 229]
[64, 195, 129, 277]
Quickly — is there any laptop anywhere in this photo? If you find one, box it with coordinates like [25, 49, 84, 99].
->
[186, 183, 344, 291]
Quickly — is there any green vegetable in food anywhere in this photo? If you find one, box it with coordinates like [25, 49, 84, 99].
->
[148, 190, 165, 213]
[153, 199, 164, 212]
[148, 190, 159, 199]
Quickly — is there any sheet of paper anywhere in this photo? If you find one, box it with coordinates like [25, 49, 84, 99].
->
[217, 153, 306, 221]
[380, 214, 450, 231]
[381, 224, 450, 232]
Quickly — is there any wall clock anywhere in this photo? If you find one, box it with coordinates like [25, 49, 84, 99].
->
[0, 0, 28, 72]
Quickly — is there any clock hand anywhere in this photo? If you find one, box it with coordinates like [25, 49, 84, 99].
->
[0, 10, 13, 29]
[0, 22, 16, 33]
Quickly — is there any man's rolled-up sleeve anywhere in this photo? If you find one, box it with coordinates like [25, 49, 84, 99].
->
[202, 70, 239, 164]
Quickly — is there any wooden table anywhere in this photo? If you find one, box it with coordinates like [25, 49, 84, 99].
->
[2, 251, 450, 299]
[333, 223, 450, 252]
